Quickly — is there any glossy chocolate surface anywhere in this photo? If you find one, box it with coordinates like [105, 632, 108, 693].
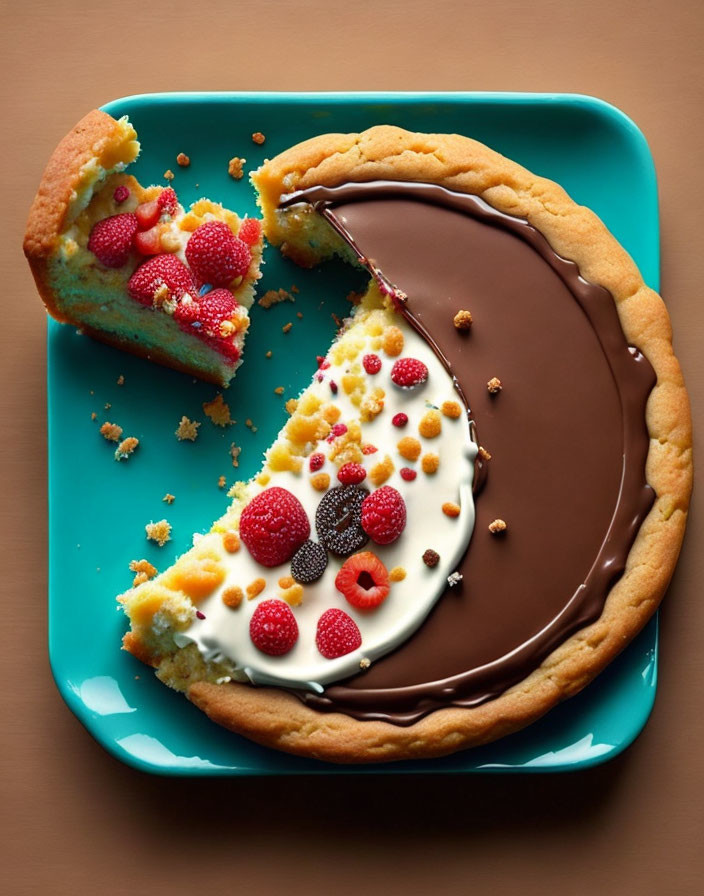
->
[280, 182, 655, 724]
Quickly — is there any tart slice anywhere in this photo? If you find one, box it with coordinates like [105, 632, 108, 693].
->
[24, 110, 263, 386]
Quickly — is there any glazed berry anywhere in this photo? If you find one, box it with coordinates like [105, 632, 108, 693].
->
[335, 551, 390, 610]
[238, 218, 262, 245]
[309, 453, 325, 472]
[316, 608, 362, 659]
[315, 485, 369, 556]
[127, 254, 196, 306]
[240, 487, 311, 567]
[361, 486, 407, 545]
[249, 599, 299, 656]
[158, 187, 179, 216]
[134, 225, 162, 256]
[113, 185, 130, 204]
[290, 540, 328, 584]
[390, 357, 428, 389]
[135, 199, 161, 230]
[186, 221, 252, 287]
[392, 413, 408, 428]
[87, 213, 138, 268]
[173, 297, 200, 326]
[363, 354, 382, 374]
[196, 288, 237, 335]
[400, 467, 417, 482]
[337, 463, 367, 485]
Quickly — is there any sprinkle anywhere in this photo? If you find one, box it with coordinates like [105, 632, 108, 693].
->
[176, 152, 190, 167]
[389, 566, 407, 582]
[453, 309, 473, 331]
[114, 437, 139, 461]
[163, 169, 174, 181]
[228, 156, 246, 179]
[175, 416, 200, 441]
[222, 531, 240, 552]
[246, 578, 266, 599]
[421, 453, 440, 474]
[442, 502, 461, 518]
[447, 571, 463, 588]
[163, 494, 175, 504]
[441, 400, 462, 419]
[195, 610, 206, 620]
[229, 443, 241, 467]
[100, 421, 123, 442]
[222, 586, 243, 609]
[488, 518, 508, 535]
[252, 131, 266, 144]
[145, 519, 171, 546]
[423, 549, 440, 567]
[282, 322, 293, 334]
[487, 377, 502, 394]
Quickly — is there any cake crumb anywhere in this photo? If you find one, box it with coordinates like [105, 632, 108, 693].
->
[488, 518, 508, 535]
[423, 549, 440, 568]
[218, 475, 227, 489]
[100, 421, 123, 442]
[258, 288, 294, 309]
[176, 152, 190, 167]
[229, 443, 241, 468]
[146, 519, 171, 547]
[129, 559, 158, 587]
[487, 376, 502, 394]
[442, 501, 461, 518]
[346, 290, 364, 305]
[163, 169, 174, 181]
[331, 313, 343, 328]
[163, 493, 175, 504]
[265, 350, 273, 358]
[285, 398, 298, 415]
[291, 284, 300, 294]
[203, 393, 233, 426]
[117, 374, 125, 386]
[91, 412, 97, 421]
[175, 416, 200, 441]
[296, 311, 303, 319]
[114, 437, 139, 461]
[282, 322, 293, 334]
[251, 131, 266, 145]
[274, 386, 285, 396]
[228, 156, 246, 179]
[478, 446, 492, 461]
[246, 578, 266, 599]
[389, 566, 407, 582]
[447, 571, 463, 588]
[104, 402, 111, 410]
[222, 530, 240, 553]
[222, 586, 243, 609]
[453, 309, 473, 331]
[359, 657, 371, 670]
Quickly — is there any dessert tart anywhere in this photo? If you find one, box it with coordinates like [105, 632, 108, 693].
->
[54, 122, 691, 763]
[24, 111, 263, 386]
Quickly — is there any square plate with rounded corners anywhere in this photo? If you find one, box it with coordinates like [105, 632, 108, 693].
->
[48, 92, 660, 774]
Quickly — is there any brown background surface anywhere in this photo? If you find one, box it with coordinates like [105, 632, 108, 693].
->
[2, 1, 702, 893]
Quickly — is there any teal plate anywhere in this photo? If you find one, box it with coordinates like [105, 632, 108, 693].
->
[48, 92, 660, 774]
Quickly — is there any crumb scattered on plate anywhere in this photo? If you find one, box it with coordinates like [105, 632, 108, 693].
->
[175, 416, 200, 441]
[228, 157, 245, 180]
[114, 436, 139, 461]
[258, 288, 294, 309]
[129, 558, 158, 586]
[203, 393, 234, 426]
[146, 519, 171, 546]
[100, 421, 123, 442]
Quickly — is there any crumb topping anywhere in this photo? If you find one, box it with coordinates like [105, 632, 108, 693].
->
[487, 376, 502, 394]
[453, 309, 473, 331]
[478, 446, 492, 461]
[488, 518, 508, 535]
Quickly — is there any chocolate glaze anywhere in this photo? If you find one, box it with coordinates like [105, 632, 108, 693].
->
[279, 182, 655, 724]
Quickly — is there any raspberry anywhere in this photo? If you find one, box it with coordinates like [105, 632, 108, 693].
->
[158, 187, 179, 216]
[363, 354, 382, 375]
[196, 288, 237, 336]
[400, 467, 417, 482]
[173, 297, 200, 326]
[361, 486, 407, 545]
[337, 463, 366, 485]
[390, 358, 428, 389]
[134, 225, 162, 256]
[127, 254, 196, 306]
[240, 487, 310, 567]
[185, 221, 252, 287]
[326, 423, 347, 442]
[249, 599, 298, 656]
[113, 185, 130, 204]
[309, 453, 325, 472]
[87, 213, 138, 268]
[290, 540, 328, 584]
[135, 200, 161, 230]
[316, 608, 362, 659]
[315, 485, 368, 556]
[238, 218, 262, 245]
[335, 551, 390, 610]
[392, 413, 408, 428]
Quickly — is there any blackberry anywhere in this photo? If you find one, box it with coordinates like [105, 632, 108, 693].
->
[291, 540, 328, 584]
[315, 485, 369, 557]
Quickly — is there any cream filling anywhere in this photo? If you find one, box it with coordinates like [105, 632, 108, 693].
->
[174, 314, 477, 691]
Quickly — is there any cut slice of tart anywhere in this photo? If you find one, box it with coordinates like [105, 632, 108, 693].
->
[24, 110, 263, 386]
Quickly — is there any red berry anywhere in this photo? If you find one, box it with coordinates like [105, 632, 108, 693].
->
[134, 225, 162, 256]
[316, 608, 362, 659]
[238, 217, 262, 245]
[337, 463, 367, 485]
[87, 213, 138, 268]
[249, 600, 298, 656]
[392, 413, 408, 428]
[309, 453, 325, 472]
[158, 187, 179, 216]
[327, 423, 347, 442]
[185, 221, 252, 287]
[363, 354, 382, 374]
[329, 381, 338, 394]
[173, 298, 200, 326]
[361, 486, 407, 545]
[113, 185, 130, 204]
[400, 467, 417, 481]
[239, 487, 311, 567]
[390, 357, 428, 388]
[361, 444, 378, 455]
[127, 254, 196, 306]
[335, 551, 390, 610]
[135, 199, 161, 230]
[316, 356, 331, 370]
[196, 288, 237, 336]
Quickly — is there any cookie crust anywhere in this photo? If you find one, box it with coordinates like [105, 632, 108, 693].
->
[182, 126, 693, 763]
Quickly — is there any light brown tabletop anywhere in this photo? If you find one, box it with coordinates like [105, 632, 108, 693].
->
[2, 1, 703, 894]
